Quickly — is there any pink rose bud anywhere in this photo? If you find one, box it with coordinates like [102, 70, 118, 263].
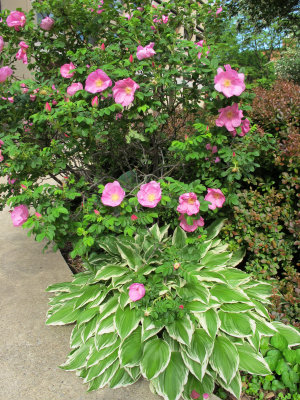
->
[129, 283, 145, 301]
[129, 54, 134, 63]
[45, 102, 51, 112]
[94, 209, 100, 215]
[91, 96, 99, 107]
[101, 43, 105, 50]
[179, 305, 184, 309]
[233, 152, 236, 157]
[21, 184, 27, 189]
[35, 212, 42, 218]
[52, 100, 57, 105]
[203, 394, 210, 400]
[131, 214, 138, 221]
[173, 262, 180, 270]
[30, 95, 36, 101]
[191, 390, 200, 399]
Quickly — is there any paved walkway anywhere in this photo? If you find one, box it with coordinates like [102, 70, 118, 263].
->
[0, 185, 220, 400]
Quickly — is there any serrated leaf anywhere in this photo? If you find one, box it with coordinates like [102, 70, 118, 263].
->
[141, 338, 171, 380]
[210, 336, 239, 384]
[119, 326, 143, 367]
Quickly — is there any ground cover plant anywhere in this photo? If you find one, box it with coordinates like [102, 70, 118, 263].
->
[1, 0, 299, 399]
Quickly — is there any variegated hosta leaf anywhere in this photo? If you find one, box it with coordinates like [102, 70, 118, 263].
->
[181, 350, 204, 381]
[251, 300, 270, 320]
[163, 331, 181, 351]
[94, 264, 126, 282]
[94, 331, 118, 351]
[200, 252, 231, 269]
[252, 314, 278, 336]
[220, 303, 254, 313]
[196, 308, 220, 339]
[86, 337, 120, 368]
[46, 281, 73, 293]
[141, 318, 164, 341]
[87, 360, 119, 392]
[70, 324, 84, 349]
[99, 294, 119, 321]
[116, 241, 143, 270]
[210, 336, 239, 385]
[205, 218, 226, 240]
[219, 268, 251, 287]
[210, 283, 250, 303]
[153, 352, 188, 400]
[172, 227, 187, 248]
[141, 338, 171, 380]
[119, 326, 143, 367]
[74, 284, 101, 309]
[247, 329, 260, 352]
[181, 328, 214, 380]
[109, 367, 135, 388]
[236, 342, 271, 375]
[96, 313, 115, 335]
[125, 366, 141, 381]
[115, 305, 140, 340]
[166, 315, 194, 346]
[186, 301, 212, 313]
[76, 306, 99, 327]
[219, 311, 255, 337]
[85, 348, 119, 382]
[81, 315, 98, 343]
[177, 283, 209, 304]
[241, 281, 272, 303]
[271, 322, 300, 347]
[46, 300, 81, 325]
[60, 338, 93, 371]
[48, 289, 83, 306]
[226, 248, 246, 268]
[217, 372, 242, 399]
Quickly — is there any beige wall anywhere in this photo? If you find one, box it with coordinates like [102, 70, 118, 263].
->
[2, 0, 33, 79]
[2, 0, 32, 12]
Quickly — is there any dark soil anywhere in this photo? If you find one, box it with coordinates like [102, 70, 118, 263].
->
[60, 241, 86, 274]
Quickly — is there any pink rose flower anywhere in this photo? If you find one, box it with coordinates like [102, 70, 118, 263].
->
[8, 97, 14, 103]
[30, 95, 36, 101]
[16, 41, 29, 65]
[179, 214, 204, 232]
[137, 181, 162, 208]
[101, 181, 125, 207]
[6, 11, 26, 31]
[0, 150, 4, 162]
[85, 69, 112, 93]
[204, 188, 226, 210]
[216, 103, 243, 132]
[112, 78, 140, 107]
[214, 64, 245, 98]
[40, 16, 54, 31]
[162, 15, 168, 23]
[60, 62, 76, 78]
[0, 139, 4, 146]
[191, 390, 200, 399]
[241, 118, 250, 136]
[11, 205, 29, 227]
[0, 66, 13, 82]
[67, 82, 83, 96]
[196, 40, 204, 47]
[212, 145, 218, 154]
[216, 7, 223, 16]
[177, 193, 200, 215]
[129, 283, 145, 301]
[136, 42, 156, 60]
[7, 176, 16, 184]
[214, 156, 221, 163]
[0, 36, 4, 52]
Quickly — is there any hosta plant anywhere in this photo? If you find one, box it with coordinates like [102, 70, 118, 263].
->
[46, 220, 300, 400]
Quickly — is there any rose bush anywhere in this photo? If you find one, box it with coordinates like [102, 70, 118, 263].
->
[1, 0, 299, 399]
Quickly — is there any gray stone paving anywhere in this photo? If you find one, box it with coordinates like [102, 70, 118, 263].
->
[0, 179, 221, 400]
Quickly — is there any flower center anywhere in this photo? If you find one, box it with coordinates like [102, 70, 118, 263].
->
[96, 79, 103, 87]
[224, 79, 231, 87]
[187, 198, 195, 204]
[226, 111, 233, 119]
[147, 193, 156, 201]
[214, 193, 221, 199]
[125, 87, 132, 94]
[111, 193, 119, 201]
